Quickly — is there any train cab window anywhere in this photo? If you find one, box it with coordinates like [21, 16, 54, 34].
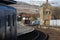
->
[8, 15, 11, 26]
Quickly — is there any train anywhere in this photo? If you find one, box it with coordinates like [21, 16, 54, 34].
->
[0, 0, 48, 40]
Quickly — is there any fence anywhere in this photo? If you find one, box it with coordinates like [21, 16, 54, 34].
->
[50, 20, 60, 27]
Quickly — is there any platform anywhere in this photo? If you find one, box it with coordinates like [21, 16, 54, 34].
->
[17, 25, 35, 36]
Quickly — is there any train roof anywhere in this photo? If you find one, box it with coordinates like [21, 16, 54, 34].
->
[0, 4, 16, 16]
[0, 0, 16, 4]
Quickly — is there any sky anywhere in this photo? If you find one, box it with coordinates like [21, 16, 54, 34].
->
[14, 0, 60, 6]
[15, 0, 52, 2]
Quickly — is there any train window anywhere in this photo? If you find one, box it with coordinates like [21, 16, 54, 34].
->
[0, 19, 1, 27]
[8, 15, 11, 26]
[8, 14, 14, 26]
[12, 14, 14, 26]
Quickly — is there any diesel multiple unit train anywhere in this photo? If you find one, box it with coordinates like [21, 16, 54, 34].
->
[0, 0, 48, 40]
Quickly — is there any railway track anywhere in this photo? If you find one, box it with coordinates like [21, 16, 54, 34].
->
[17, 30, 48, 40]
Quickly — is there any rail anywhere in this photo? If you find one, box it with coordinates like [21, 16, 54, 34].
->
[17, 30, 49, 40]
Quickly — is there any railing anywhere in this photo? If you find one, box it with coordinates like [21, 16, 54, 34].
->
[50, 20, 60, 27]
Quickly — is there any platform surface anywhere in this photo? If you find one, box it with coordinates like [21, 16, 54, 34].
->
[17, 23, 34, 36]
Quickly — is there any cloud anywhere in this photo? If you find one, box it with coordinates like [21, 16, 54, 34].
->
[15, 0, 60, 6]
